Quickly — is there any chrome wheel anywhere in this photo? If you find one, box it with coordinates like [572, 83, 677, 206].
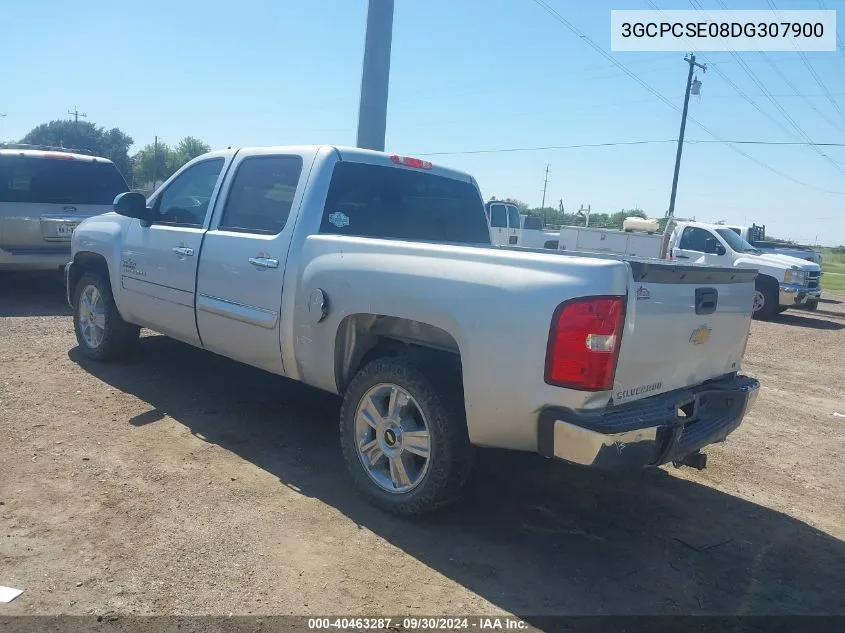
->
[78, 284, 106, 348]
[354, 383, 431, 494]
[752, 290, 765, 313]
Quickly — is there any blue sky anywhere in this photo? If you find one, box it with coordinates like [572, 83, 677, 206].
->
[3, 0, 844, 245]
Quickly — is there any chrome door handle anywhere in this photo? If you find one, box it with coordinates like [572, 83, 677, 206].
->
[172, 246, 194, 256]
[249, 256, 279, 269]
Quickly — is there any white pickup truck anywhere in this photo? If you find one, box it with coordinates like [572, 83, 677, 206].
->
[558, 221, 822, 319]
[66, 145, 760, 515]
[722, 223, 822, 266]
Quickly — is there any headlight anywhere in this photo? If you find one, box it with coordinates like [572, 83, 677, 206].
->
[792, 270, 807, 285]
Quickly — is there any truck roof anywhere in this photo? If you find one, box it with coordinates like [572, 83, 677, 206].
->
[675, 220, 734, 231]
[0, 147, 115, 163]
[209, 145, 475, 184]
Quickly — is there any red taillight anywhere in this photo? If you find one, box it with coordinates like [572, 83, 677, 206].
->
[544, 296, 626, 391]
[389, 154, 433, 169]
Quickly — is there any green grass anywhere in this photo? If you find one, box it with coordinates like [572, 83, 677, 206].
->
[816, 247, 845, 294]
[822, 271, 845, 294]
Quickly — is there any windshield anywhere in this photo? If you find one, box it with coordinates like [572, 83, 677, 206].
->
[716, 228, 759, 253]
[0, 155, 128, 205]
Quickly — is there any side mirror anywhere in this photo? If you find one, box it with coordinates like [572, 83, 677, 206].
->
[704, 238, 723, 255]
[114, 192, 151, 223]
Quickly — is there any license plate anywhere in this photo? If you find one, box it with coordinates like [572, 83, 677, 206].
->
[56, 223, 79, 238]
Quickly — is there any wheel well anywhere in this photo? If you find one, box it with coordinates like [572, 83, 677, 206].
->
[71, 252, 111, 295]
[757, 274, 779, 292]
[335, 314, 462, 393]
[543, 240, 559, 250]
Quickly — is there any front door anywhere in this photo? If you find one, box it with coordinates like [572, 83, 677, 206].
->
[195, 149, 313, 374]
[671, 226, 721, 266]
[119, 156, 229, 346]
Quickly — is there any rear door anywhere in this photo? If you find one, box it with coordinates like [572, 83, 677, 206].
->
[488, 203, 508, 246]
[505, 204, 521, 245]
[611, 262, 756, 406]
[195, 148, 315, 374]
[119, 156, 230, 346]
[0, 153, 127, 256]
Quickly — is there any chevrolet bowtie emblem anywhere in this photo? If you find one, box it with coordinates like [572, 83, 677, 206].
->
[690, 325, 712, 345]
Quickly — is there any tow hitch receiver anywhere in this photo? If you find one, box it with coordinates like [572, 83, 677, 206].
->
[673, 451, 707, 470]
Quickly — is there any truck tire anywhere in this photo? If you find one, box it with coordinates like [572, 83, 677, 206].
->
[339, 356, 474, 515]
[73, 272, 140, 361]
[805, 299, 819, 312]
[752, 278, 779, 321]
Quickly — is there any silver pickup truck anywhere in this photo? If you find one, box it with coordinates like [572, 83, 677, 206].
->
[66, 145, 760, 515]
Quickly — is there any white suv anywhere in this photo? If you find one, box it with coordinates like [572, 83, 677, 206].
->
[0, 145, 129, 271]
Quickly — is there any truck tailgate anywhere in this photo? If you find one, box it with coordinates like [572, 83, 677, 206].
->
[611, 262, 756, 406]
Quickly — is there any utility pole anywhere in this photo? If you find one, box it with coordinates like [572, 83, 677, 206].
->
[356, 0, 394, 151]
[0, 113, 6, 142]
[68, 106, 87, 127]
[153, 136, 158, 186]
[541, 164, 550, 209]
[667, 54, 706, 218]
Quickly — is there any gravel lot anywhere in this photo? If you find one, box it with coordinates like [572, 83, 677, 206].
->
[1, 272, 844, 618]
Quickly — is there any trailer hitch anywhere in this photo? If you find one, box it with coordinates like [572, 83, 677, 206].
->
[673, 450, 707, 470]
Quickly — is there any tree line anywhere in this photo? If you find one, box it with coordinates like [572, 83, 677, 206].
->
[12, 119, 210, 189]
[493, 197, 652, 230]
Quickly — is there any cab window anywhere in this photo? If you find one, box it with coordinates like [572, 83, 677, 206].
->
[219, 156, 302, 235]
[679, 227, 711, 252]
[154, 158, 224, 227]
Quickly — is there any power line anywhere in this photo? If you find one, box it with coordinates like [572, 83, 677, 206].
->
[757, 51, 845, 134]
[418, 140, 677, 156]
[816, 0, 845, 65]
[766, 0, 845, 125]
[683, 0, 845, 176]
[416, 138, 845, 156]
[528, 0, 845, 194]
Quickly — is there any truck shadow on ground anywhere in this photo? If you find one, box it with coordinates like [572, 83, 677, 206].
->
[70, 336, 845, 617]
[0, 272, 69, 317]
[773, 312, 844, 330]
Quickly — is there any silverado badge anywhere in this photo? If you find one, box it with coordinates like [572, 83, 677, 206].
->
[689, 325, 712, 345]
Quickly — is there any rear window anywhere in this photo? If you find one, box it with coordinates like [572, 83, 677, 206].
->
[523, 216, 543, 230]
[506, 205, 520, 229]
[319, 162, 490, 245]
[0, 155, 128, 205]
[488, 203, 507, 228]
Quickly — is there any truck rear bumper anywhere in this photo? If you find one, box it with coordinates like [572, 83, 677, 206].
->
[0, 247, 71, 271]
[538, 374, 759, 470]
[779, 283, 821, 307]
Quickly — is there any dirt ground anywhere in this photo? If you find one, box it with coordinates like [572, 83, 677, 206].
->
[1, 271, 844, 619]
